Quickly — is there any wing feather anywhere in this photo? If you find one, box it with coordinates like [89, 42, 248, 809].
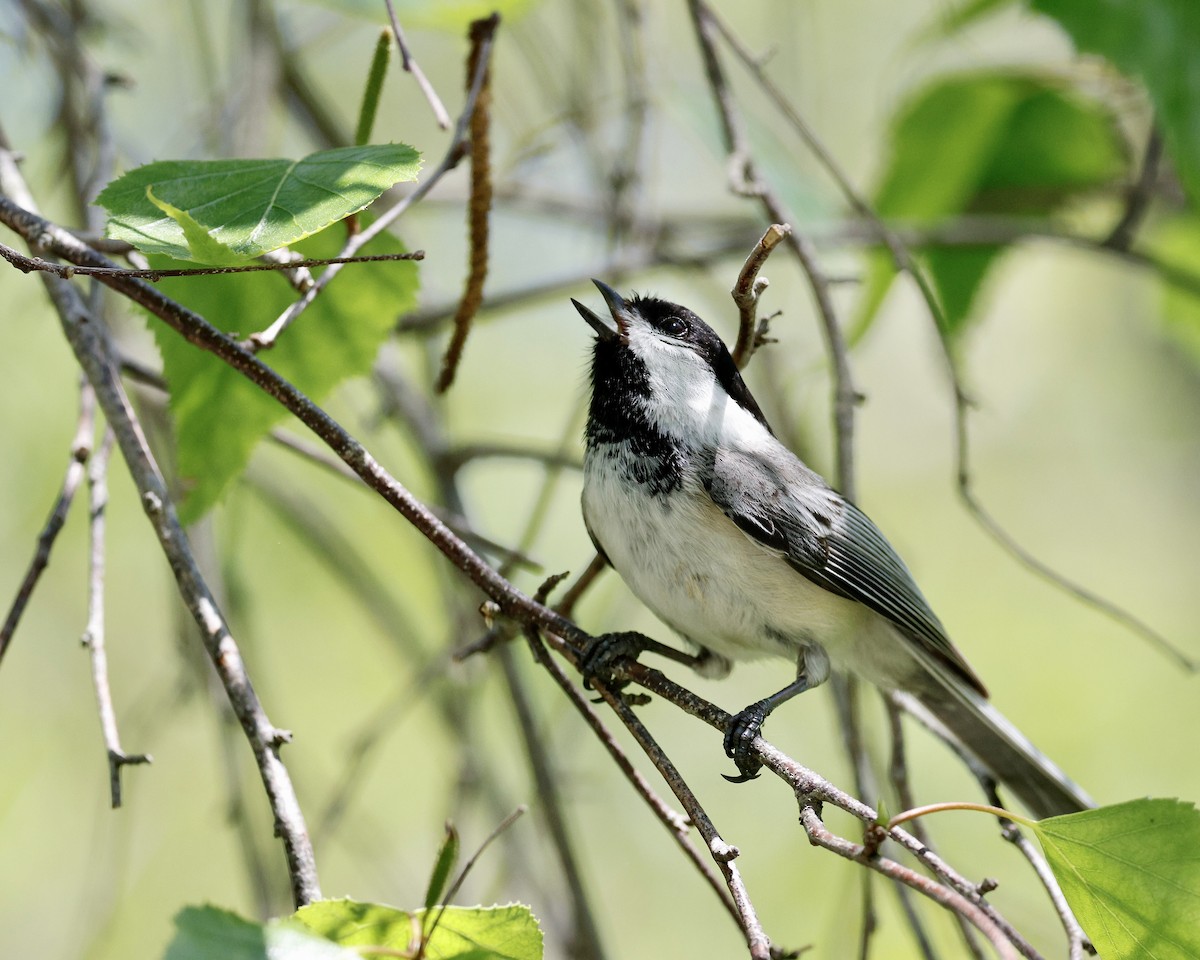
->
[705, 448, 986, 695]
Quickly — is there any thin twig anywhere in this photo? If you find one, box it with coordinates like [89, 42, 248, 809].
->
[595, 681, 773, 960]
[524, 630, 742, 927]
[978, 782, 1092, 960]
[798, 804, 1018, 960]
[703, 3, 1195, 673]
[0, 168, 321, 906]
[886, 700, 983, 960]
[497, 644, 607, 960]
[248, 15, 500, 352]
[607, 0, 650, 250]
[436, 15, 498, 393]
[731, 223, 790, 368]
[83, 428, 152, 808]
[383, 0, 451, 130]
[685, 0, 858, 500]
[0, 243, 423, 280]
[0, 379, 95, 666]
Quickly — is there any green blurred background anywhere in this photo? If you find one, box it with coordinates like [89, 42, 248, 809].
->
[1, 0, 1198, 958]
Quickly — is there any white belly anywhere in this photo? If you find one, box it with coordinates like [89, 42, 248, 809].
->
[583, 462, 914, 687]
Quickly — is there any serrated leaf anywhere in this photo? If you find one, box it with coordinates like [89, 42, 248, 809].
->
[856, 72, 1126, 339]
[295, 899, 543, 960]
[294, 900, 416, 950]
[148, 224, 418, 523]
[1030, 0, 1200, 205]
[426, 822, 461, 910]
[146, 186, 252, 265]
[162, 905, 360, 960]
[97, 144, 422, 262]
[1031, 798, 1200, 959]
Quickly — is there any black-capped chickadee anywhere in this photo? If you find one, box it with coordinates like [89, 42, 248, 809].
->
[572, 279, 1092, 819]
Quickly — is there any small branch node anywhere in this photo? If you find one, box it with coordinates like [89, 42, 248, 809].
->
[709, 837, 740, 862]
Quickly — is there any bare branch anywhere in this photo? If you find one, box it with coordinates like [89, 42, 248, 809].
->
[731, 223, 790, 368]
[686, 0, 859, 500]
[798, 804, 1019, 960]
[525, 630, 743, 930]
[0, 168, 322, 907]
[0, 379, 95, 667]
[383, 0, 451, 130]
[700, 3, 1194, 673]
[0, 244, 424, 281]
[82, 428, 152, 808]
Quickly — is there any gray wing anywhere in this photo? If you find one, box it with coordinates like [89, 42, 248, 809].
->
[704, 447, 986, 695]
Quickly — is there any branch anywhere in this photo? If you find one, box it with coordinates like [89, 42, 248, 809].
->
[0, 378, 95, 666]
[0, 170, 321, 907]
[0, 245, 424, 281]
[701, 4, 1195, 673]
[730, 222, 789, 368]
[82, 428, 152, 808]
[383, 0, 451, 130]
[686, 0, 858, 500]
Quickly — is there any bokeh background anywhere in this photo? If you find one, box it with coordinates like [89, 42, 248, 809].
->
[2, 1, 1198, 958]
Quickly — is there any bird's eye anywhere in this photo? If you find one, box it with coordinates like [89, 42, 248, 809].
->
[661, 316, 688, 337]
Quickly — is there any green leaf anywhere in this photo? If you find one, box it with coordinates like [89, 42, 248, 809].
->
[148, 224, 418, 523]
[920, 0, 1018, 39]
[146, 186, 252, 265]
[1149, 214, 1200, 368]
[295, 899, 543, 960]
[97, 144, 422, 262]
[426, 822, 461, 910]
[1029, 0, 1200, 205]
[162, 905, 360, 960]
[857, 72, 1126, 339]
[1031, 798, 1200, 960]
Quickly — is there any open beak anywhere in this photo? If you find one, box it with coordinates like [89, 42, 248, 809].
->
[572, 279, 630, 342]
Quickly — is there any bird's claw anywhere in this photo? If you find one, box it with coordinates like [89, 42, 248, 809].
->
[580, 631, 651, 690]
[723, 701, 768, 782]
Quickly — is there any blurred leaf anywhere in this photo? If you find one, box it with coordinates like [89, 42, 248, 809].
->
[921, 0, 1018, 38]
[1029, 0, 1200, 204]
[1150, 214, 1200, 367]
[97, 144, 422, 262]
[149, 225, 418, 523]
[296, 899, 544, 959]
[162, 906, 359, 960]
[857, 72, 1126, 338]
[304, 0, 539, 30]
[1031, 798, 1200, 959]
[426, 822, 461, 910]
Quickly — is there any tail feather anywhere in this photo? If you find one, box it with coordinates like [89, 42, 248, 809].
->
[895, 680, 1093, 820]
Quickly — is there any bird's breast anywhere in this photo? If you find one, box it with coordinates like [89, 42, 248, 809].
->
[582, 443, 880, 667]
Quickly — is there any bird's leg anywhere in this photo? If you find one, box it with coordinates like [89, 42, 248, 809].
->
[723, 643, 830, 782]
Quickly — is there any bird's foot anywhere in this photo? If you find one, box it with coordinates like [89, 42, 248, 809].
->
[722, 700, 770, 783]
[580, 630, 653, 691]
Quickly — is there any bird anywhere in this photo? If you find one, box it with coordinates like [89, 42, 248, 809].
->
[571, 279, 1093, 819]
